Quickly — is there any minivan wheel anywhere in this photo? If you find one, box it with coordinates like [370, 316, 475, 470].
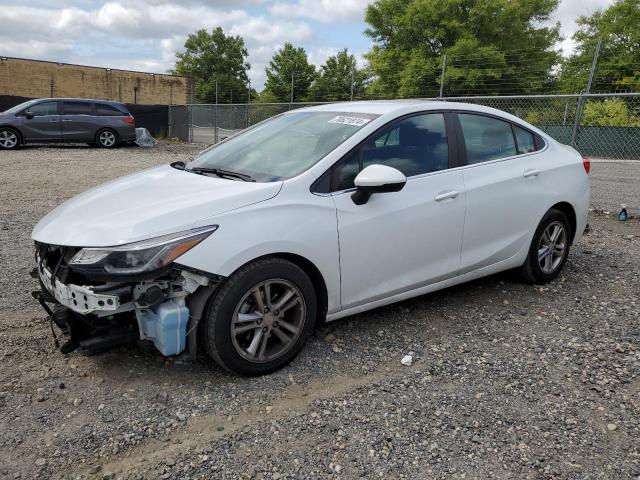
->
[96, 129, 118, 148]
[204, 258, 317, 376]
[0, 127, 20, 150]
[518, 209, 571, 284]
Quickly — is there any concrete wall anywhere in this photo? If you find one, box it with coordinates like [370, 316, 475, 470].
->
[0, 57, 192, 105]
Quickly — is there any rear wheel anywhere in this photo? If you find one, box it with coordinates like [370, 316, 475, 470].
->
[0, 127, 20, 150]
[204, 258, 316, 376]
[96, 129, 118, 148]
[518, 209, 571, 284]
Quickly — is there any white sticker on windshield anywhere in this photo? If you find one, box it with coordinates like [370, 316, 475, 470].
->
[328, 115, 372, 127]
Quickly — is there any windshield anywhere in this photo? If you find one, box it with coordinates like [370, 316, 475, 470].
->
[189, 111, 378, 181]
[2, 99, 39, 115]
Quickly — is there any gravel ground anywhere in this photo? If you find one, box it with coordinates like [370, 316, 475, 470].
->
[0, 145, 639, 480]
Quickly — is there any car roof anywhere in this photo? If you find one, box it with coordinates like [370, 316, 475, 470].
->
[294, 99, 512, 118]
[33, 98, 126, 106]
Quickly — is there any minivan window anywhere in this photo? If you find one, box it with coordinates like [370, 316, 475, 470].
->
[27, 101, 58, 117]
[96, 104, 124, 116]
[62, 101, 93, 115]
[459, 114, 517, 164]
[189, 111, 378, 181]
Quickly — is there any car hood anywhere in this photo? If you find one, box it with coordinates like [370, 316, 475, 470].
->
[32, 165, 282, 247]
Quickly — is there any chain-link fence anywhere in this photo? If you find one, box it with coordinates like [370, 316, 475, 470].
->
[169, 93, 640, 159]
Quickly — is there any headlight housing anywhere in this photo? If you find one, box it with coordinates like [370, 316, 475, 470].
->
[69, 225, 218, 276]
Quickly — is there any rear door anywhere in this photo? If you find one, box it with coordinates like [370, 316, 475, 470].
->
[61, 101, 96, 141]
[455, 112, 548, 273]
[19, 101, 61, 141]
[330, 112, 466, 309]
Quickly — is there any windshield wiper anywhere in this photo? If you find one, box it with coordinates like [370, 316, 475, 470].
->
[189, 167, 255, 182]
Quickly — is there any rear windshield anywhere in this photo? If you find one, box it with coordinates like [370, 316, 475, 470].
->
[190, 111, 378, 181]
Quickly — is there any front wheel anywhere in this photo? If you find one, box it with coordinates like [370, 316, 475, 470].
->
[0, 127, 20, 150]
[204, 258, 317, 376]
[518, 209, 572, 284]
[96, 129, 119, 148]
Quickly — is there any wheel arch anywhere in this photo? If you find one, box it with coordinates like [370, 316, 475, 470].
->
[0, 125, 24, 144]
[549, 201, 577, 244]
[214, 252, 329, 325]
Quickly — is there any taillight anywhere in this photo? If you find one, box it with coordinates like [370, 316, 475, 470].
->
[582, 157, 591, 174]
[122, 116, 135, 126]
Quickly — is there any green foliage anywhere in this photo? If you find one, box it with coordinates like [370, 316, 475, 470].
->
[308, 49, 369, 101]
[582, 99, 640, 127]
[263, 43, 317, 102]
[559, 0, 640, 93]
[364, 0, 561, 97]
[173, 27, 250, 103]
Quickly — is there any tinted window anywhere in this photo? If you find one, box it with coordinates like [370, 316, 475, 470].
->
[361, 113, 449, 177]
[514, 125, 535, 154]
[27, 101, 58, 116]
[62, 101, 93, 115]
[96, 103, 124, 116]
[459, 114, 517, 164]
[333, 151, 360, 191]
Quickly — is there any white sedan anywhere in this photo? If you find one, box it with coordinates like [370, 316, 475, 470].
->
[32, 101, 590, 375]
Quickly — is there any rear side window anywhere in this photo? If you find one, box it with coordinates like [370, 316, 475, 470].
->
[513, 125, 535, 154]
[458, 114, 517, 163]
[27, 101, 58, 116]
[96, 103, 125, 116]
[62, 101, 93, 115]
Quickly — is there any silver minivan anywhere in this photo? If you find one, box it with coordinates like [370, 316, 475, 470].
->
[0, 98, 136, 149]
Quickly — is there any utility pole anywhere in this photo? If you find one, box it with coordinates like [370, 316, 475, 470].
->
[571, 37, 602, 147]
[350, 67, 355, 101]
[439, 54, 447, 98]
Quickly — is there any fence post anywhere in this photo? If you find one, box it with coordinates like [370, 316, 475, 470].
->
[572, 38, 602, 148]
[188, 104, 193, 143]
[439, 54, 447, 98]
[214, 104, 218, 144]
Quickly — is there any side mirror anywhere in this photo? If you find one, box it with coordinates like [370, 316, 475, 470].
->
[351, 164, 407, 205]
[25, 111, 34, 120]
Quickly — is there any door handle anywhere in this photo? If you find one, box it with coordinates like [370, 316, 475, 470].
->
[49, 119, 59, 123]
[62, 119, 73, 122]
[434, 190, 459, 202]
[523, 169, 540, 178]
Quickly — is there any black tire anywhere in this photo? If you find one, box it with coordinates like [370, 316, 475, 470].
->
[95, 129, 119, 148]
[518, 209, 572, 284]
[204, 257, 317, 376]
[0, 127, 21, 150]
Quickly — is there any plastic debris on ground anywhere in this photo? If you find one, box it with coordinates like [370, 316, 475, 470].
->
[134, 128, 157, 148]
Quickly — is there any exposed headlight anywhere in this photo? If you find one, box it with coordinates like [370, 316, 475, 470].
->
[69, 225, 218, 275]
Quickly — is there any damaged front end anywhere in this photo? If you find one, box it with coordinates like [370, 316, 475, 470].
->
[32, 226, 221, 357]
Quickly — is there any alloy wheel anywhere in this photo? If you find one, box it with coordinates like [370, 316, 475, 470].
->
[231, 279, 305, 363]
[0, 130, 18, 149]
[537, 221, 567, 274]
[99, 130, 116, 147]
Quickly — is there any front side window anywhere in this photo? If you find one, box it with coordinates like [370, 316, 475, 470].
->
[27, 101, 58, 116]
[62, 101, 93, 115]
[362, 113, 449, 176]
[459, 114, 517, 164]
[190, 111, 377, 181]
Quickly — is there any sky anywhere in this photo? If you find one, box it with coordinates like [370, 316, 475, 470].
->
[0, 0, 615, 90]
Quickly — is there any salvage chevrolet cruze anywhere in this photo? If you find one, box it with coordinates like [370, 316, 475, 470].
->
[32, 101, 590, 375]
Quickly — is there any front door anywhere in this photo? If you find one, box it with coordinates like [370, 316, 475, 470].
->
[20, 101, 61, 141]
[331, 112, 466, 309]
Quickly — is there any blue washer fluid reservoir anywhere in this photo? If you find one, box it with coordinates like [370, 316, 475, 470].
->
[136, 298, 189, 356]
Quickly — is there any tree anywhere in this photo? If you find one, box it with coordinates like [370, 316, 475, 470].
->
[582, 99, 640, 127]
[364, 0, 561, 97]
[559, 0, 640, 93]
[308, 49, 369, 101]
[173, 27, 250, 103]
[264, 43, 317, 102]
